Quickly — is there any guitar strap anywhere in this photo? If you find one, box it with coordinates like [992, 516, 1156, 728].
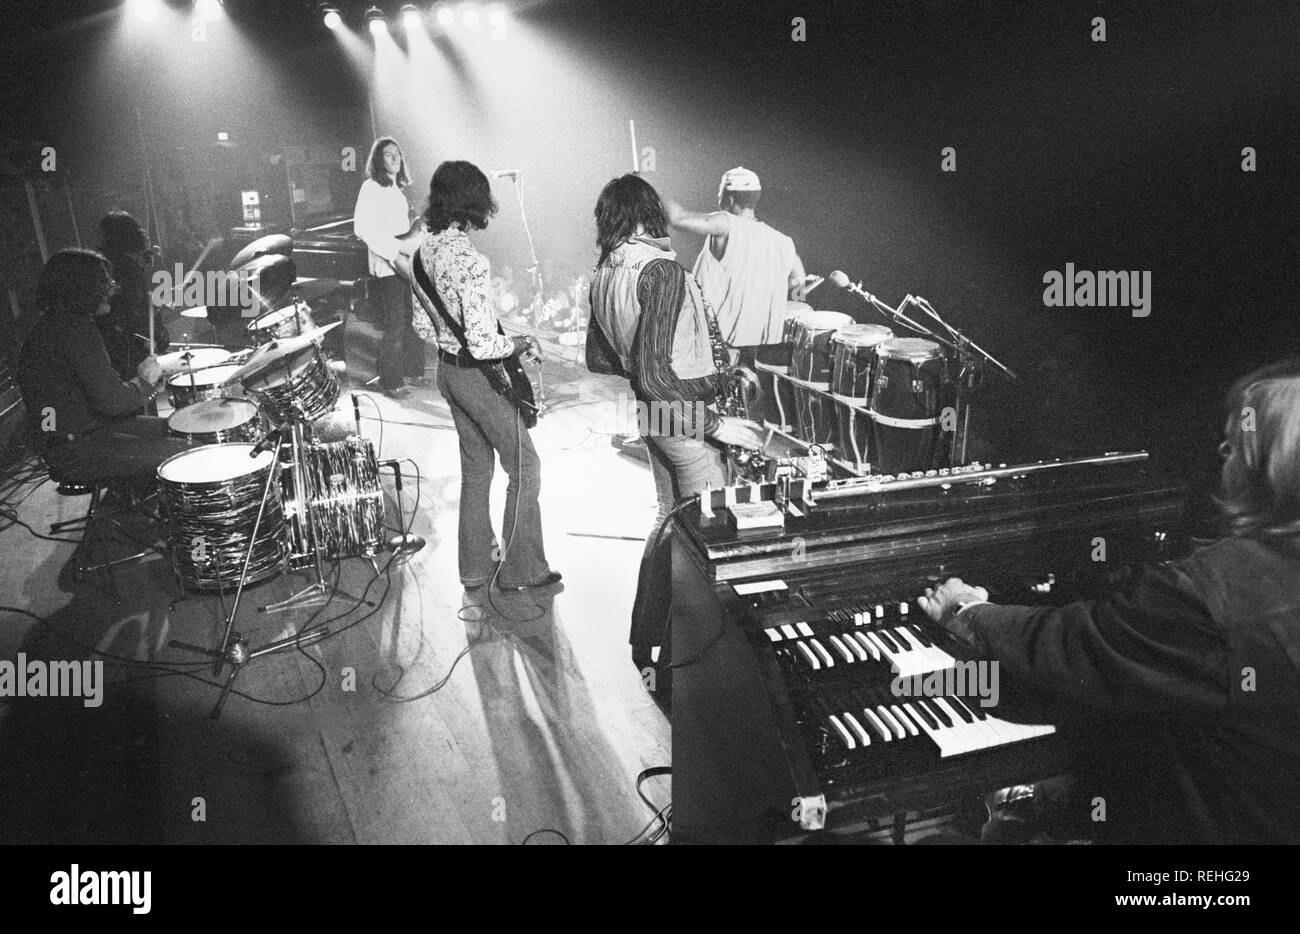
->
[412, 247, 538, 424]
[412, 248, 482, 355]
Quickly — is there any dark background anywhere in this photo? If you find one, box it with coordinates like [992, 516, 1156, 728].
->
[2, 0, 1297, 507]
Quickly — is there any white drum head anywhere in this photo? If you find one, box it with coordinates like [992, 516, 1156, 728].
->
[801, 311, 853, 334]
[158, 443, 274, 483]
[878, 337, 942, 361]
[158, 347, 231, 375]
[832, 324, 894, 348]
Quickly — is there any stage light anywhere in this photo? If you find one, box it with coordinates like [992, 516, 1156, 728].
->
[461, 3, 479, 28]
[401, 4, 423, 31]
[434, 5, 455, 28]
[321, 4, 342, 29]
[217, 131, 229, 142]
[129, 0, 162, 22]
[366, 7, 388, 35]
[488, 4, 506, 27]
[195, 0, 223, 20]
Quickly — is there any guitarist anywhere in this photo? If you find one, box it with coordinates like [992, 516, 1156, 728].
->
[402, 160, 560, 592]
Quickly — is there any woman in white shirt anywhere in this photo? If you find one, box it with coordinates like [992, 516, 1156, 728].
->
[353, 137, 426, 397]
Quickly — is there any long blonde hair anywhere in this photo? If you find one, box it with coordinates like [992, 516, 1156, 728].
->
[1216, 358, 1300, 538]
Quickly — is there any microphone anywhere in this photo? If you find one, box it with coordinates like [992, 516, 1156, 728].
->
[352, 392, 362, 437]
[491, 169, 520, 179]
[829, 270, 852, 290]
[249, 426, 285, 458]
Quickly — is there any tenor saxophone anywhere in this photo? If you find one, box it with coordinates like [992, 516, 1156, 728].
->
[703, 300, 769, 483]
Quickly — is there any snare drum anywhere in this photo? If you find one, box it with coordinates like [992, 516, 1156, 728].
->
[167, 398, 262, 445]
[756, 301, 814, 432]
[157, 346, 231, 377]
[789, 311, 851, 447]
[280, 437, 385, 567]
[869, 337, 945, 474]
[156, 443, 286, 591]
[243, 346, 340, 423]
[830, 324, 894, 469]
[166, 363, 246, 410]
[247, 299, 315, 346]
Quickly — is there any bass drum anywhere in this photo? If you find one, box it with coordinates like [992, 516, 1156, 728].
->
[869, 338, 945, 474]
[280, 437, 386, 567]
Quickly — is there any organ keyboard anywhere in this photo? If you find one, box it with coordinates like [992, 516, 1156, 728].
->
[668, 453, 1188, 843]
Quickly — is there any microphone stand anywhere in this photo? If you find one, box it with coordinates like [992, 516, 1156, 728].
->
[840, 278, 958, 352]
[502, 172, 547, 414]
[910, 295, 1018, 466]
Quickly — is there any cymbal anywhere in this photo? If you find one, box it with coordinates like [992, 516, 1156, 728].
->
[230, 233, 293, 270]
[223, 321, 341, 385]
[178, 305, 210, 319]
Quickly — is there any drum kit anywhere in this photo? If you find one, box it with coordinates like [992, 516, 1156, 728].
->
[756, 274, 1016, 476]
[153, 319, 385, 603]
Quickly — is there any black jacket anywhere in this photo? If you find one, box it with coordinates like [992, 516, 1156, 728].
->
[964, 536, 1300, 843]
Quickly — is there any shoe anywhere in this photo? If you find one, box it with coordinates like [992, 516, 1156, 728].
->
[497, 571, 563, 591]
[381, 386, 409, 400]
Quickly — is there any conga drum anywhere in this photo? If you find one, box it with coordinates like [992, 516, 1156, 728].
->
[789, 311, 851, 448]
[755, 301, 814, 432]
[869, 337, 945, 474]
[156, 443, 287, 591]
[829, 324, 894, 469]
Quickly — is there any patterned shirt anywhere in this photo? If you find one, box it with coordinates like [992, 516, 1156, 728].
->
[414, 227, 514, 360]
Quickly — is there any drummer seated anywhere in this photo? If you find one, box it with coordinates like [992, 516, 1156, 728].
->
[16, 249, 198, 485]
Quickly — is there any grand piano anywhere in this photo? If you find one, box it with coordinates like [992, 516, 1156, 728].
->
[289, 213, 370, 282]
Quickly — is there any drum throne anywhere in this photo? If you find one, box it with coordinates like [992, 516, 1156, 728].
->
[44, 462, 166, 606]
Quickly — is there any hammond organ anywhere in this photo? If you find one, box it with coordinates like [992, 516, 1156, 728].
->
[668, 453, 1188, 843]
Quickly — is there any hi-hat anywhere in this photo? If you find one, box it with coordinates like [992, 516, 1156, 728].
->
[223, 321, 341, 385]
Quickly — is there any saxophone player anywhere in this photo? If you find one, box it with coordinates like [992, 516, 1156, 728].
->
[586, 173, 765, 684]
